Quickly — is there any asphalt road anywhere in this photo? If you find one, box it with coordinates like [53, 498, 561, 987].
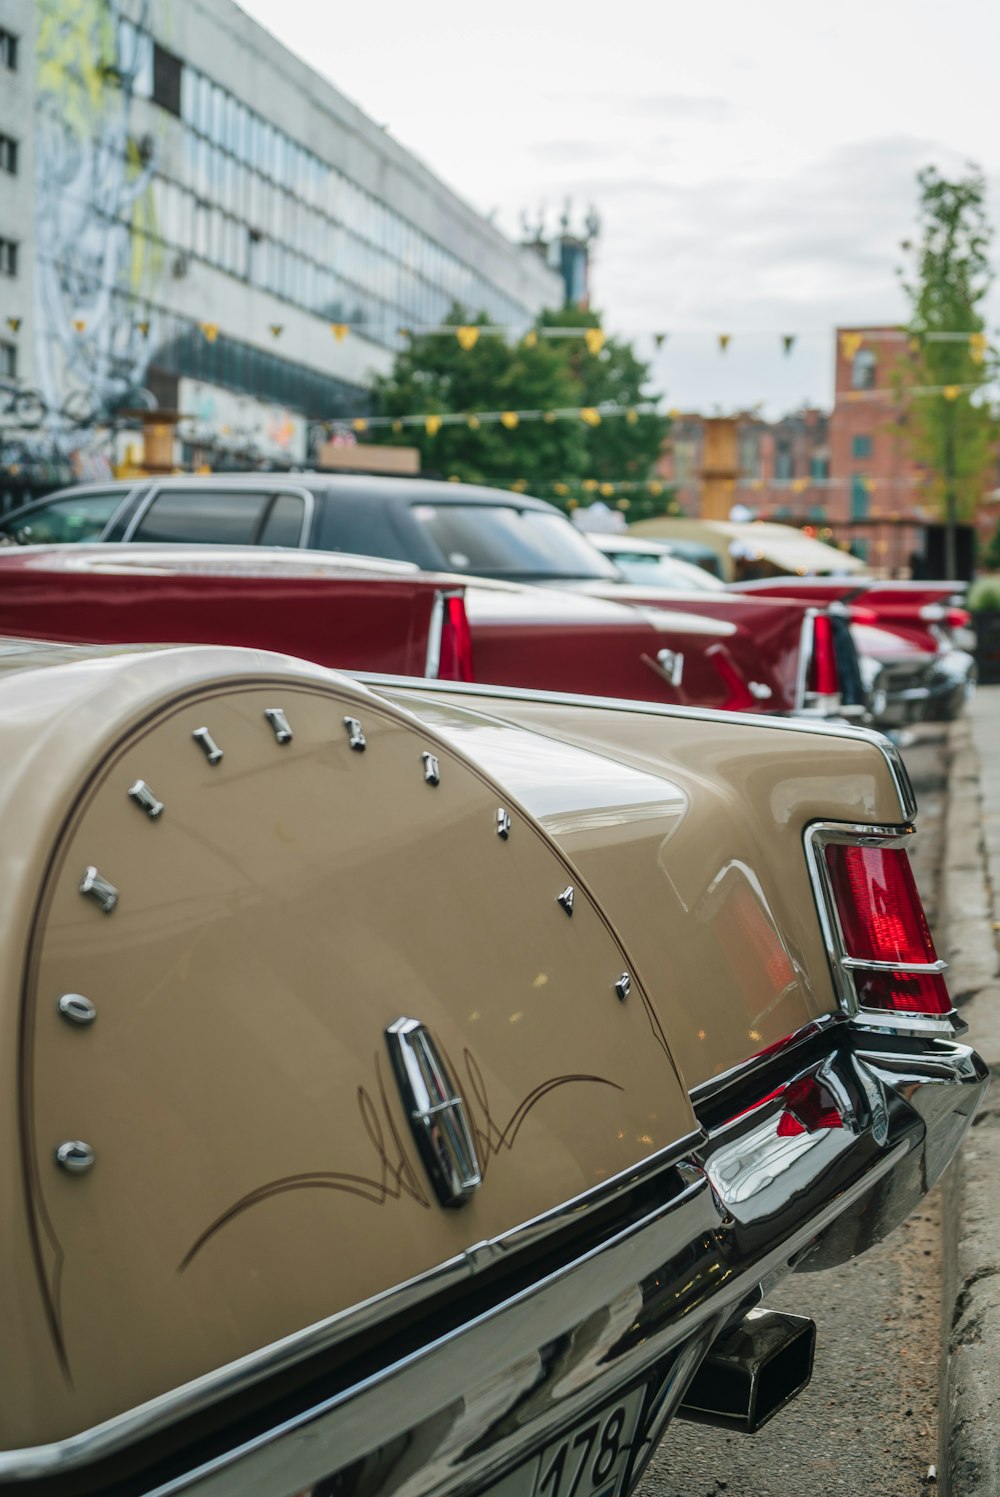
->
[639, 724, 950, 1497]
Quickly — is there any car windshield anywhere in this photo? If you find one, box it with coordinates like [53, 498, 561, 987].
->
[409, 504, 622, 580]
[606, 550, 725, 591]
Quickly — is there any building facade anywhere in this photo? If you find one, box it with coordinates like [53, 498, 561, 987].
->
[0, 0, 563, 496]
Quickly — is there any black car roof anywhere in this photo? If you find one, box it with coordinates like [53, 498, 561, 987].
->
[6, 473, 560, 516]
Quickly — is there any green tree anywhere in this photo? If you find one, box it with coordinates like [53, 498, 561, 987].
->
[898, 166, 997, 574]
[363, 303, 672, 512]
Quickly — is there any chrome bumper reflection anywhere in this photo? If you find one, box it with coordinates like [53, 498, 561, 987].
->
[0, 1039, 986, 1497]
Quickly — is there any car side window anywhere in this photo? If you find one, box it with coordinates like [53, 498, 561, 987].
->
[258, 493, 306, 547]
[0, 491, 125, 544]
[312, 492, 418, 563]
[130, 489, 271, 544]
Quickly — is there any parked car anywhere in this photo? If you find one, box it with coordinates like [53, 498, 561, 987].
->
[0, 479, 868, 722]
[0, 542, 818, 714]
[731, 578, 976, 724]
[0, 636, 984, 1495]
[588, 532, 727, 589]
[625, 516, 868, 582]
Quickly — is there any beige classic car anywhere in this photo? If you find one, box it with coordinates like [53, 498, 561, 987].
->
[0, 638, 985, 1497]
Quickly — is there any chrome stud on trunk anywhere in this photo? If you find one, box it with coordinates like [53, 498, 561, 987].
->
[264, 708, 293, 744]
[557, 886, 575, 917]
[614, 972, 631, 1002]
[128, 780, 164, 819]
[54, 1141, 96, 1175]
[192, 727, 223, 765]
[58, 993, 97, 1026]
[496, 808, 511, 839]
[79, 866, 118, 914]
[343, 716, 367, 751]
[422, 752, 440, 786]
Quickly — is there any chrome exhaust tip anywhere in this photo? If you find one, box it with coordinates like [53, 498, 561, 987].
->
[676, 1308, 816, 1433]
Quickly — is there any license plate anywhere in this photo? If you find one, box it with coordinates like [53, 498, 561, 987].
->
[484, 1385, 647, 1497]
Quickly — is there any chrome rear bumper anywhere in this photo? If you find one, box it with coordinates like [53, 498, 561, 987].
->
[0, 1035, 986, 1497]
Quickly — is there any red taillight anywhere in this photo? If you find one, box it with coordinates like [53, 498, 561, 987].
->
[437, 593, 474, 682]
[824, 843, 951, 1015]
[808, 614, 838, 696]
[946, 607, 971, 630]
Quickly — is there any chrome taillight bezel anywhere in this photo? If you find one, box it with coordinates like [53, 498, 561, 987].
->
[804, 819, 964, 1038]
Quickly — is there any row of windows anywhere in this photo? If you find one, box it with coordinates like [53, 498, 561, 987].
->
[115, 17, 541, 338]
[0, 28, 17, 71]
[132, 300, 368, 419]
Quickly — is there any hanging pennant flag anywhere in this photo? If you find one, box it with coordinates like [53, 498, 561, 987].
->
[667, 407, 681, 420]
[542, 410, 556, 423]
[718, 334, 731, 353]
[331, 323, 349, 341]
[625, 408, 639, 426]
[456, 326, 480, 351]
[398, 327, 411, 340]
[391, 419, 404, 434]
[584, 328, 606, 356]
[352, 418, 368, 433]
[72, 318, 87, 334]
[6, 316, 21, 333]
[425, 414, 442, 437]
[782, 335, 796, 356]
[599, 482, 615, 498]
[582, 479, 599, 493]
[135, 320, 150, 338]
[500, 411, 519, 429]
[553, 481, 569, 496]
[908, 336, 922, 355]
[653, 332, 667, 349]
[511, 479, 527, 493]
[863, 476, 876, 493]
[942, 385, 961, 401]
[970, 332, 988, 364]
[269, 324, 284, 339]
[522, 329, 538, 348]
[791, 477, 808, 493]
[448, 474, 462, 483]
[199, 322, 219, 343]
[467, 414, 481, 430]
[840, 331, 863, 361]
[616, 498, 630, 511]
[580, 407, 601, 427]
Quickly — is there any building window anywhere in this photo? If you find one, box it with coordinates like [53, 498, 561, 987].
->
[152, 44, 182, 117]
[0, 341, 16, 378]
[0, 134, 18, 175]
[851, 349, 877, 391]
[0, 29, 17, 70]
[0, 238, 17, 276]
[810, 454, 829, 480]
[851, 433, 872, 459]
[851, 474, 870, 520]
[775, 440, 793, 481]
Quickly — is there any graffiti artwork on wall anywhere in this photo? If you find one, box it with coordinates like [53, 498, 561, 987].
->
[34, 0, 162, 448]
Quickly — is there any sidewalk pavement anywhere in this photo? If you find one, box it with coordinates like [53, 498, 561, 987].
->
[940, 686, 1000, 1495]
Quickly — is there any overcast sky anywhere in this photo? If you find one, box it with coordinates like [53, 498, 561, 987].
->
[239, 0, 1000, 416]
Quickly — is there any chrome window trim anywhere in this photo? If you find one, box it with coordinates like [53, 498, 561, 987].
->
[793, 607, 815, 714]
[0, 1124, 703, 1479]
[121, 482, 315, 546]
[357, 673, 919, 823]
[803, 819, 963, 1039]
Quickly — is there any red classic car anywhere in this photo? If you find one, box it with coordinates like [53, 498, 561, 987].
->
[0, 478, 865, 720]
[730, 577, 975, 724]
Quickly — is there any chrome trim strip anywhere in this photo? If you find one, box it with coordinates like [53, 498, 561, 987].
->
[0, 1128, 705, 1479]
[688, 1012, 848, 1110]
[793, 607, 815, 714]
[423, 587, 465, 680]
[357, 674, 918, 823]
[842, 956, 948, 975]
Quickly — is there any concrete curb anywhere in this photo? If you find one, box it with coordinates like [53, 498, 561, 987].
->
[940, 699, 1000, 1496]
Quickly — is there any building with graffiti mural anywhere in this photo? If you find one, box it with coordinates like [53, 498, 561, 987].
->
[0, 0, 563, 504]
